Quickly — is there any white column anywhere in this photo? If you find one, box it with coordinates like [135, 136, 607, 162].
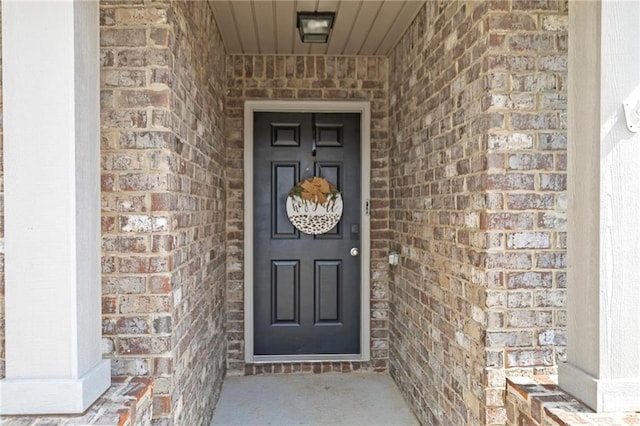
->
[560, 0, 640, 413]
[0, 0, 110, 414]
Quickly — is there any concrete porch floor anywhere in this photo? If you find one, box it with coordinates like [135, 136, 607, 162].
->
[211, 372, 419, 425]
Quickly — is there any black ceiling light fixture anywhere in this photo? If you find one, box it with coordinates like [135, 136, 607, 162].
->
[296, 11, 335, 43]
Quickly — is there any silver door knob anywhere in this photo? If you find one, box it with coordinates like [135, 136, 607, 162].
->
[350, 248, 359, 257]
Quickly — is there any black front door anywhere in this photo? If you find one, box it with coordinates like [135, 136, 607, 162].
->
[253, 112, 361, 355]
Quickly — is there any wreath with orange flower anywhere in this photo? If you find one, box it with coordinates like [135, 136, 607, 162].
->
[286, 176, 343, 235]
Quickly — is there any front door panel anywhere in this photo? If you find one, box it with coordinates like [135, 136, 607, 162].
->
[253, 112, 361, 355]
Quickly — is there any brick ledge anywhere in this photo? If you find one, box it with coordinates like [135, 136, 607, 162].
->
[0, 377, 153, 426]
[242, 361, 378, 376]
[506, 375, 640, 425]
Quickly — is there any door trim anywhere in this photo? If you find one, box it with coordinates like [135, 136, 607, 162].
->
[244, 100, 371, 363]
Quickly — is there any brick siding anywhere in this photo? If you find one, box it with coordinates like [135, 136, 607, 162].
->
[100, 1, 227, 424]
[388, 1, 567, 424]
[484, 2, 567, 423]
[225, 55, 390, 373]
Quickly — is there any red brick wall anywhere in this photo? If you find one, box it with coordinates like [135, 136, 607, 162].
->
[225, 55, 391, 373]
[388, 1, 567, 424]
[100, 1, 227, 424]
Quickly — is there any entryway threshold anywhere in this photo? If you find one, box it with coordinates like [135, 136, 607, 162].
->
[211, 372, 418, 425]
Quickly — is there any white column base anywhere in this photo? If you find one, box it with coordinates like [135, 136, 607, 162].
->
[0, 360, 111, 415]
[559, 362, 640, 413]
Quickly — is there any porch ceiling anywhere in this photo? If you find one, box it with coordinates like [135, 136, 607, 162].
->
[208, 0, 424, 56]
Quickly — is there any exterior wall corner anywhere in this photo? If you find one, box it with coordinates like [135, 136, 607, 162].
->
[388, 1, 568, 424]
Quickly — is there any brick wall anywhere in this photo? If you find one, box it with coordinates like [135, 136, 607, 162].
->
[225, 55, 390, 373]
[166, 2, 227, 424]
[484, 1, 567, 423]
[100, 1, 227, 424]
[389, 2, 490, 424]
[388, 1, 567, 425]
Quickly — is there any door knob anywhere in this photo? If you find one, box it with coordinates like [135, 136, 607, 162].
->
[350, 248, 359, 257]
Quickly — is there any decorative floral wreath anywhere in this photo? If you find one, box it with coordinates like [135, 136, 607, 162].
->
[289, 176, 339, 205]
[286, 176, 343, 235]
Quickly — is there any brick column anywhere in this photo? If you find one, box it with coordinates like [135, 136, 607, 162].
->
[0, 1, 110, 414]
[560, 0, 640, 412]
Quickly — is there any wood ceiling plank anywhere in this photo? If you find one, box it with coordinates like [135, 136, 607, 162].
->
[210, 0, 424, 56]
[252, 0, 276, 54]
[358, 0, 404, 56]
[209, 1, 243, 54]
[341, 0, 383, 55]
[315, 0, 339, 12]
[375, 1, 423, 55]
[275, 0, 296, 54]
[230, 0, 260, 54]
[295, 0, 320, 13]
[326, 0, 362, 55]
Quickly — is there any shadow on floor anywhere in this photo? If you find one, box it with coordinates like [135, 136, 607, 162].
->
[211, 372, 419, 426]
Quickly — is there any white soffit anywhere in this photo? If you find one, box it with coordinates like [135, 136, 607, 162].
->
[208, 0, 424, 56]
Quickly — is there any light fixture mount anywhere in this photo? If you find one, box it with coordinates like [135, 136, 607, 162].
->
[296, 11, 335, 44]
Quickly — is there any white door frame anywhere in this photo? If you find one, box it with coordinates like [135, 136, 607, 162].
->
[243, 100, 371, 363]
